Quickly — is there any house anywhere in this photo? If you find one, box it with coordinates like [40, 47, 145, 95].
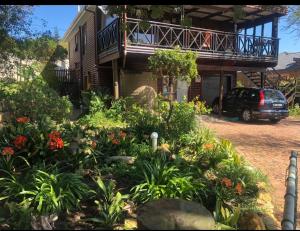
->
[62, 5, 287, 107]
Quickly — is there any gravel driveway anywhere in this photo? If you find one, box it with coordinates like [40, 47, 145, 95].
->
[200, 115, 300, 224]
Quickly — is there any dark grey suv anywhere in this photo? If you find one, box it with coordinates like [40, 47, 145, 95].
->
[212, 88, 289, 123]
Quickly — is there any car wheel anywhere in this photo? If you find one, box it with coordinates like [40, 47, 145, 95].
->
[212, 103, 220, 114]
[241, 109, 252, 122]
[269, 118, 281, 124]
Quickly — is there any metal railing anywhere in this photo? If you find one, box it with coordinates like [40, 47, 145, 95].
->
[282, 150, 298, 230]
[97, 18, 120, 54]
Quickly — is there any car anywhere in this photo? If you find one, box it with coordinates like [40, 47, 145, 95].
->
[212, 87, 289, 123]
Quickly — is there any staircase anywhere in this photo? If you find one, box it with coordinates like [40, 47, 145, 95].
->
[242, 69, 300, 106]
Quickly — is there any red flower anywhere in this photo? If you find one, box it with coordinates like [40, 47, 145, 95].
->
[221, 177, 232, 188]
[48, 131, 61, 140]
[48, 131, 64, 151]
[2, 147, 14, 156]
[13, 135, 28, 149]
[16, 117, 30, 123]
[91, 141, 97, 149]
[112, 139, 120, 145]
[119, 131, 126, 139]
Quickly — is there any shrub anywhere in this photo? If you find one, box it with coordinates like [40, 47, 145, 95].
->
[20, 169, 90, 215]
[289, 103, 300, 116]
[0, 77, 72, 122]
[131, 153, 205, 204]
[89, 177, 128, 229]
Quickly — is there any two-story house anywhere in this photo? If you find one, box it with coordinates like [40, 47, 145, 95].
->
[63, 5, 287, 106]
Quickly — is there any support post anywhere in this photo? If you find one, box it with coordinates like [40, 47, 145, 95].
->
[260, 72, 265, 88]
[253, 26, 256, 55]
[112, 59, 119, 99]
[219, 69, 224, 117]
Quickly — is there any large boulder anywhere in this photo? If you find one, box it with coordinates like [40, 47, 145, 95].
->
[130, 86, 157, 109]
[137, 198, 215, 230]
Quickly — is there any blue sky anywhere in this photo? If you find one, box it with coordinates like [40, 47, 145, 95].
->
[31, 5, 300, 53]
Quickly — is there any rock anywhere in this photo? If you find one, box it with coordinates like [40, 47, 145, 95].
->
[137, 198, 215, 230]
[238, 211, 266, 230]
[107, 156, 136, 164]
[130, 86, 157, 109]
[259, 213, 281, 230]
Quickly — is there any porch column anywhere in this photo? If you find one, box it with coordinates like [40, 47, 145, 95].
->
[272, 17, 279, 57]
[112, 59, 119, 99]
[219, 69, 224, 117]
[260, 72, 265, 88]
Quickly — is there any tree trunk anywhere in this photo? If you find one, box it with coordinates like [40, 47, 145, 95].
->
[168, 77, 175, 101]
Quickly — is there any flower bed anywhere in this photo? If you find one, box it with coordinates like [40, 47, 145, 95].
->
[0, 88, 272, 230]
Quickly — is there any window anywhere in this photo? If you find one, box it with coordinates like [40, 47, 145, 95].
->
[81, 24, 87, 55]
[74, 33, 79, 52]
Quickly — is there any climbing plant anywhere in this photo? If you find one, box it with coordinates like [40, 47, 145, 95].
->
[148, 46, 198, 101]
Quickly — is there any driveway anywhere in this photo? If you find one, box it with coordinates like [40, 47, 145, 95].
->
[201, 115, 300, 224]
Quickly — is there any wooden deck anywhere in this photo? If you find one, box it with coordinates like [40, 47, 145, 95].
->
[97, 18, 279, 64]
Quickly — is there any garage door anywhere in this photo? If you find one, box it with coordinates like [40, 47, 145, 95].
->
[201, 75, 230, 106]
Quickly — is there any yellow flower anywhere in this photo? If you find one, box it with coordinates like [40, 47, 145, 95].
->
[160, 143, 170, 152]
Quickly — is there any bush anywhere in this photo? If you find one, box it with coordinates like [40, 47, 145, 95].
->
[20, 168, 90, 215]
[131, 153, 205, 204]
[289, 103, 300, 116]
[0, 77, 72, 122]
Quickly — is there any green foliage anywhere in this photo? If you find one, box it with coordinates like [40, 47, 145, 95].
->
[0, 77, 72, 122]
[214, 199, 241, 230]
[289, 103, 300, 116]
[131, 153, 205, 204]
[0, 202, 33, 230]
[89, 177, 128, 229]
[148, 46, 198, 84]
[20, 169, 90, 215]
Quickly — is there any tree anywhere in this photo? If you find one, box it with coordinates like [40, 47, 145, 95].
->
[285, 5, 300, 35]
[148, 46, 198, 101]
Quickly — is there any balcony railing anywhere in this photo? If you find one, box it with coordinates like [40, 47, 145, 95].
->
[97, 18, 279, 62]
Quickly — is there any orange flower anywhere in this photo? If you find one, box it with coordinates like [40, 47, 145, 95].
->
[203, 143, 214, 151]
[2, 147, 14, 156]
[16, 117, 30, 123]
[221, 177, 232, 188]
[13, 135, 28, 149]
[119, 131, 126, 139]
[112, 139, 120, 145]
[107, 132, 115, 140]
[235, 182, 243, 195]
[91, 141, 97, 149]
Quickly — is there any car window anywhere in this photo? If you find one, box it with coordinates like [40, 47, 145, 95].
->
[237, 89, 245, 99]
[264, 89, 285, 101]
[225, 89, 239, 99]
[245, 89, 259, 101]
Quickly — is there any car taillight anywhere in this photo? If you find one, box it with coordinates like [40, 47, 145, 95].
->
[259, 90, 265, 107]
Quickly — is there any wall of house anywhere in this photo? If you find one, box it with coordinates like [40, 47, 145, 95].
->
[82, 12, 97, 90]
[69, 30, 81, 71]
[120, 70, 157, 97]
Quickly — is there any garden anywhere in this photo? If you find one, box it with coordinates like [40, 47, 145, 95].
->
[0, 74, 277, 230]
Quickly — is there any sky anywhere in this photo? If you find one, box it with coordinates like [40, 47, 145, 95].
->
[30, 5, 300, 53]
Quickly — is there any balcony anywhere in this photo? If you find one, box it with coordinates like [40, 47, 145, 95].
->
[97, 18, 279, 64]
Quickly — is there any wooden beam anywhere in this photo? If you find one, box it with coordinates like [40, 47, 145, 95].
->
[197, 64, 267, 72]
[198, 7, 233, 20]
[223, 9, 262, 23]
[237, 13, 282, 30]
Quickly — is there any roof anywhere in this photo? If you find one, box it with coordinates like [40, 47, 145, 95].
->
[273, 52, 300, 71]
